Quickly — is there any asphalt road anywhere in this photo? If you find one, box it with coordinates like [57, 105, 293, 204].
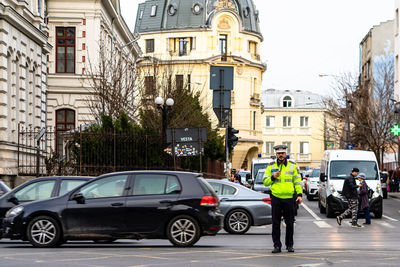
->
[1, 193, 400, 267]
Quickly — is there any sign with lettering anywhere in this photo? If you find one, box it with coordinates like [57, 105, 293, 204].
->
[165, 127, 207, 157]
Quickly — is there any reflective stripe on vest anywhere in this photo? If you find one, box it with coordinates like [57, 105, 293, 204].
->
[295, 182, 302, 185]
[284, 171, 293, 175]
[285, 179, 292, 182]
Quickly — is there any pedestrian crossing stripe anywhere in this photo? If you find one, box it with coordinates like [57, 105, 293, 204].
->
[313, 221, 332, 228]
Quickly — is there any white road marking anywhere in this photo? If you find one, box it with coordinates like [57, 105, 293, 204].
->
[313, 221, 332, 228]
[301, 202, 323, 221]
[382, 215, 398, 222]
[377, 221, 395, 228]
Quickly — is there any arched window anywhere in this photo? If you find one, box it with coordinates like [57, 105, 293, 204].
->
[56, 109, 75, 155]
[282, 96, 292, 107]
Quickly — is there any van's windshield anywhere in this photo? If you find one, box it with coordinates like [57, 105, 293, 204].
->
[330, 161, 378, 180]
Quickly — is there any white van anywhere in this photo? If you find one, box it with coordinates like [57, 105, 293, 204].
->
[318, 150, 383, 218]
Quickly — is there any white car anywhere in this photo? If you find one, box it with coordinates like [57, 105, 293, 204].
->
[305, 168, 320, 201]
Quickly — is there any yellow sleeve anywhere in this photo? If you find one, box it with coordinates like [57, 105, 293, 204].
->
[292, 164, 303, 195]
[263, 164, 273, 187]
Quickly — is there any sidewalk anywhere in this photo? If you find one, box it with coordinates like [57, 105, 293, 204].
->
[388, 192, 400, 199]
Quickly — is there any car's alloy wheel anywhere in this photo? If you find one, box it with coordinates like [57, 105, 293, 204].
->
[167, 215, 200, 247]
[224, 209, 251, 234]
[27, 216, 61, 248]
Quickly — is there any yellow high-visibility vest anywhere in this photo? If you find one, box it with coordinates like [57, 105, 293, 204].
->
[262, 160, 303, 199]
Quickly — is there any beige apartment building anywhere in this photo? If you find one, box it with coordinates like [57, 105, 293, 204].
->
[261, 89, 330, 170]
[134, 0, 266, 170]
[0, 0, 51, 180]
[46, 0, 140, 155]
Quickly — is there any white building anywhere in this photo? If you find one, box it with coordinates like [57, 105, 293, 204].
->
[46, 0, 140, 155]
[0, 0, 51, 180]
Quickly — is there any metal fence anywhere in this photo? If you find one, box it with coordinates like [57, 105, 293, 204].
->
[18, 126, 225, 178]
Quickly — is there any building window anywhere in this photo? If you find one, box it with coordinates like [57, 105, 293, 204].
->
[176, 75, 183, 90]
[219, 34, 227, 55]
[146, 39, 154, 53]
[145, 76, 154, 95]
[56, 109, 75, 155]
[265, 142, 274, 154]
[187, 74, 191, 91]
[265, 116, 275, 127]
[300, 116, 309, 127]
[179, 38, 187, 56]
[56, 27, 75, 73]
[190, 37, 196, 50]
[283, 142, 291, 154]
[283, 96, 292, 107]
[252, 111, 256, 130]
[139, 10, 144, 19]
[37, 0, 42, 15]
[150, 5, 157, 16]
[283, 116, 291, 127]
[300, 142, 309, 154]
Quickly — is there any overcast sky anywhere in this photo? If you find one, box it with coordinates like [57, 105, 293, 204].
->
[120, 0, 394, 96]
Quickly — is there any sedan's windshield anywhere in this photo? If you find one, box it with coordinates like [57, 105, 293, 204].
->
[253, 163, 268, 179]
[330, 161, 378, 180]
[255, 169, 266, 184]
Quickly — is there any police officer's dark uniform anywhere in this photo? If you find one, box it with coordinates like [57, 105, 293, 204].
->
[263, 145, 303, 253]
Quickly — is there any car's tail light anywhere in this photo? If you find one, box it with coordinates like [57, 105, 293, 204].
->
[262, 198, 271, 204]
[200, 196, 219, 207]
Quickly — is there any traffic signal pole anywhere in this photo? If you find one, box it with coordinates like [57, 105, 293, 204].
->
[225, 123, 230, 179]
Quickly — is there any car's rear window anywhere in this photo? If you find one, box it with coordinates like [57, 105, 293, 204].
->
[197, 177, 218, 197]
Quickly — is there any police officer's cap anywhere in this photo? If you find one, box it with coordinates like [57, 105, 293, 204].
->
[274, 144, 288, 153]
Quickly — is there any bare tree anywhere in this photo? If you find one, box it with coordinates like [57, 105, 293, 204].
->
[325, 55, 395, 166]
[83, 40, 142, 122]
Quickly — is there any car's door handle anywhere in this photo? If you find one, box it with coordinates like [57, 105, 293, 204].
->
[159, 200, 173, 204]
[111, 202, 124, 207]
[220, 198, 228, 202]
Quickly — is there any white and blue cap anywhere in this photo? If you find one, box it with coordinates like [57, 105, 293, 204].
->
[357, 173, 366, 179]
[274, 144, 288, 153]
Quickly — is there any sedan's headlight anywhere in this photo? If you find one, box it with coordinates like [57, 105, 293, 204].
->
[6, 206, 24, 217]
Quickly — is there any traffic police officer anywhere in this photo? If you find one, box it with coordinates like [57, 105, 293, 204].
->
[263, 144, 303, 253]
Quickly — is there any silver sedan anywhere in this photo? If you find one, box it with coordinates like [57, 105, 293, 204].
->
[206, 179, 272, 234]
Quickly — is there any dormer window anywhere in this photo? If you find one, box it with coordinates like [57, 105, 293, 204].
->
[150, 5, 157, 17]
[283, 96, 292, 107]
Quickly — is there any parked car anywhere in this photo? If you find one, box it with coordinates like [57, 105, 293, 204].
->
[206, 179, 272, 234]
[2, 171, 223, 247]
[305, 168, 320, 201]
[0, 181, 11, 196]
[0, 176, 93, 239]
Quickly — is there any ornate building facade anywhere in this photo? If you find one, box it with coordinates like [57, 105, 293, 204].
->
[134, 0, 265, 170]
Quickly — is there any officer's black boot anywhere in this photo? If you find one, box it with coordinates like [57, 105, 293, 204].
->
[287, 247, 295, 253]
[271, 247, 281, 253]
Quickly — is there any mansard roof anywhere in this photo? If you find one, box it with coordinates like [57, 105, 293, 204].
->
[134, 0, 261, 36]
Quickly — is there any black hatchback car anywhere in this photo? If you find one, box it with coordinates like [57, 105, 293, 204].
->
[2, 171, 223, 248]
[0, 176, 93, 239]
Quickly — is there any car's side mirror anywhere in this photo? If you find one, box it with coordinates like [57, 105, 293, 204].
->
[71, 192, 85, 204]
[305, 174, 309, 178]
[319, 173, 327, 182]
[7, 195, 19, 205]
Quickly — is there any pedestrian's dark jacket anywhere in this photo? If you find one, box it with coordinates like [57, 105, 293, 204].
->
[358, 180, 370, 209]
[342, 174, 358, 199]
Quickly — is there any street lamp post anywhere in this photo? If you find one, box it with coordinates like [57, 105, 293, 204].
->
[155, 96, 174, 167]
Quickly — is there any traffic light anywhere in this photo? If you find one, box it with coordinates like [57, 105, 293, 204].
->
[227, 126, 239, 153]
